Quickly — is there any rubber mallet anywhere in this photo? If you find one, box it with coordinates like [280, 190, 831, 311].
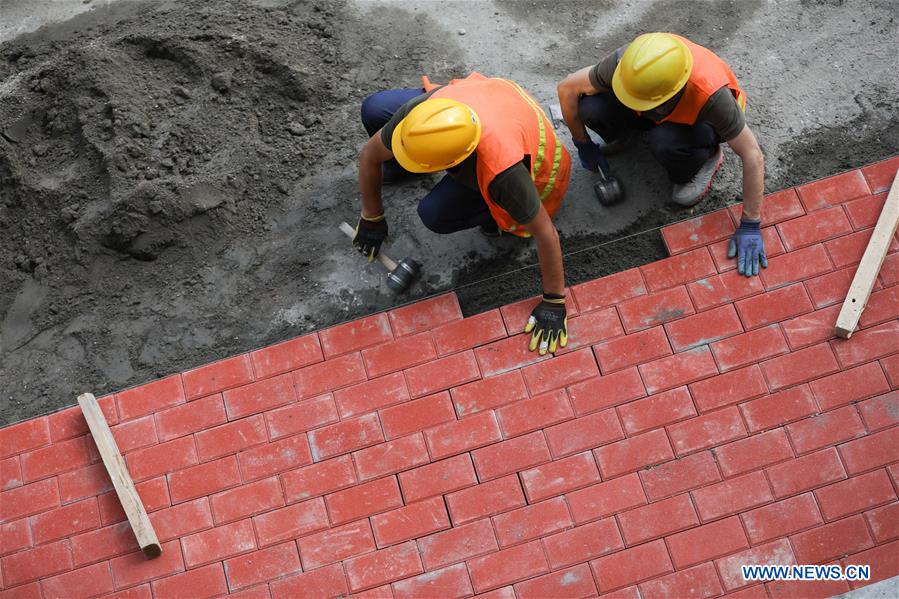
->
[592, 153, 625, 206]
[339, 222, 421, 292]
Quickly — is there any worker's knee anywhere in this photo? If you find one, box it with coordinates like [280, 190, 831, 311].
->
[577, 93, 618, 131]
[360, 88, 423, 136]
[577, 93, 639, 141]
[360, 92, 388, 135]
[648, 125, 689, 161]
[577, 93, 616, 126]
[648, 123, 717, 163]
[417, 200, 454, 234]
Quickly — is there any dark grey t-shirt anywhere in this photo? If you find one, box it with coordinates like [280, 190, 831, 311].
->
[379, 91, 541, 225]
[589, 45, 746, 141]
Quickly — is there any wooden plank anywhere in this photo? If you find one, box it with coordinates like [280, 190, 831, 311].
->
[835, 169, 899, 338]
[78, 393, 161, 559]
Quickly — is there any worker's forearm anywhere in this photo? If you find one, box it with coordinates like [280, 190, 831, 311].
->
[557, 85, 589, 143]
[741, 153, 765, 220]
[359, 150, 385, 218]
[534, 227, 565, 296]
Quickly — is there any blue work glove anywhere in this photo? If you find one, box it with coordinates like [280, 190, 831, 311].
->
[728, 217, 767, 277]
[573, 138, 609, 173]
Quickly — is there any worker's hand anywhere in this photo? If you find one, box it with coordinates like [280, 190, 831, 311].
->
[572, 138, 609, 173]
[727, 216, 767, 277]
[525, 294, 568, 355]
[353, 214, 388, 262]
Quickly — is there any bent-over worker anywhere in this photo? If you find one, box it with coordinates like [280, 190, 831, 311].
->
[356, 73, 572, 354]
[558, 32, 767, 276]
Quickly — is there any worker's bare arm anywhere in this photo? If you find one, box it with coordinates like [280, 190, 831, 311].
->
[557, 66, 604, 144]
[727, 125, 765, 220]
[523, 205, 565, 296]
[359, 130, 393, 218]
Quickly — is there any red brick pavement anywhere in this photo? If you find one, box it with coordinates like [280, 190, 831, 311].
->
[1, 156, 898, 598]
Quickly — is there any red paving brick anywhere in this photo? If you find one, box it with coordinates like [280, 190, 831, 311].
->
[777, 205, 853, 250]
[571, 267, 646, 312]
[416, 518, 498, 570]
[617, 285, 696, 333]
[432, 308, 507, 356]
[567, 473, 647, 524]
[759, 243, 833, 290]
[370, 496, 450, 547]
[687, 268, 765, 311]
[221, 374, 296, 421]
[729, 187, 805, 225]
[639, 247, 717, 291]
[845, 192, 888, 229]
[591, 538, 673, 591]
[639, 450, 720, 501]
[861, 156, 899, 193]
[661, 208, 735, 255]
[541, 518, 624, 569]
[796, 169, 871, 211]
[804, 267, 856, 308]
[362, 331, 437, 378]
[249, 333, 322, 380]
[3, 165, 898, 597]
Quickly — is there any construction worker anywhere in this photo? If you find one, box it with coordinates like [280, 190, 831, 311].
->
[558, 32, 767, 276]
[355, 73, 572, 354]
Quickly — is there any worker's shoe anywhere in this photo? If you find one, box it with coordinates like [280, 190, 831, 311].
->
[671, 146, 724, 207]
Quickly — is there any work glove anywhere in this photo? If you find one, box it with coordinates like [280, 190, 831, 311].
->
[728, 216, 767, 277]
[525, 294, 568, 356]
[353, 214, 388, 262]
[573, 138, 610, 173]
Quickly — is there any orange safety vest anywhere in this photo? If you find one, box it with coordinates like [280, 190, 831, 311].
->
[422, 73, 571, 237]
[648, 35, 747, 126]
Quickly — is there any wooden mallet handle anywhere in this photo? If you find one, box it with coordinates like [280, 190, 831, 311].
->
[339, 221, 398, 271]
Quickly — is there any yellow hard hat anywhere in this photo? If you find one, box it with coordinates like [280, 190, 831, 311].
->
[391, 98, 481, 173]
[612, 33, 693, 112]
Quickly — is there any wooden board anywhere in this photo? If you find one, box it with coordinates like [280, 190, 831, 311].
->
[78, 393, 162, 559]
[835, 169, 899, 338]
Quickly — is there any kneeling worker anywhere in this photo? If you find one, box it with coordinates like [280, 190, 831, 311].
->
[355, 73, 572, 354]
[558, 33, 767, 276]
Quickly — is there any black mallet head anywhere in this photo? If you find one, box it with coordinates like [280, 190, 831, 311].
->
[593, 175, 624, 206]
[386, 258, 421, 292]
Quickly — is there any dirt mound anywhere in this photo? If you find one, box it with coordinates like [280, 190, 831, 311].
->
[0, 0, 463, 423]
[1, 1, 341, 270]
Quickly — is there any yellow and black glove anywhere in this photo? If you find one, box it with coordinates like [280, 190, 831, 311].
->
[353, 214, 388, 262]
[525, 293, 568, 356]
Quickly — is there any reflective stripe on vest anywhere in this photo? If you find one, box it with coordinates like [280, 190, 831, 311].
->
[493, 78, 563, 203]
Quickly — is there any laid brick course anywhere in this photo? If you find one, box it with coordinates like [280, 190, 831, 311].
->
[2, 163, 897, 597]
